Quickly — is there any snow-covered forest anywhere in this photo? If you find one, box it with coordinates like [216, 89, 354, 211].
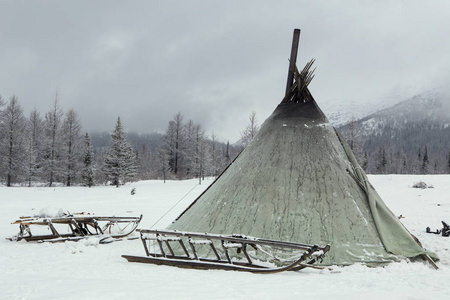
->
[1, 91, 449, 187]
[0, 95, 242, 187]
[338, 91, 450, 175]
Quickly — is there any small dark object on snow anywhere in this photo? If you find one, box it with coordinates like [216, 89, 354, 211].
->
[426, 221, 450, 237]
[131, 188, 136, 195]
[442, 221, 450, 237]
[426, 227, 441, 234]
[412, 181, 428, 189]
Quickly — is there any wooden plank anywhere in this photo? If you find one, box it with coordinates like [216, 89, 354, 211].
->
[285, 29, 301, 96]
[121, 248, 315, 274]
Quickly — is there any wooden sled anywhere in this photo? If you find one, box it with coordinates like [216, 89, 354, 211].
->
[122, 229, 330, 273]
[9, 214, 142, 244]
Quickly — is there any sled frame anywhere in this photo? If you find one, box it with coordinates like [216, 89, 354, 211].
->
[10, 214, 143, 243]
[122, 229, 330, 273]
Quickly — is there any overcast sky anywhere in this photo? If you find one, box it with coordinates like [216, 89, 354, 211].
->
[1, 1, 449, 142]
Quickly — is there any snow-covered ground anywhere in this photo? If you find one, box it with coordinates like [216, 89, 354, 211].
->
[1, 175, 449, 300]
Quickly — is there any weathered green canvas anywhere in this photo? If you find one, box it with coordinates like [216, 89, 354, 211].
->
[168, 100, 437, 266]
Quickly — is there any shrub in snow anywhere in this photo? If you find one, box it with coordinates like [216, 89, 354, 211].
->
[412, 181, 434, 189]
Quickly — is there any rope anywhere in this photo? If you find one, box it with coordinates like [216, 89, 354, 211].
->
[149, 183, 199, 229]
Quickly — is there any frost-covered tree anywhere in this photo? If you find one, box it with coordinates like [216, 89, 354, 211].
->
[0, 96, 27, 186]
[224, 141, 231, 167]
[196, 132, 211, 184]
[413, 148, 422, 174]
[81, 132, 95, 187]
[447, 151, 450, 174]
[240, 111, 259, 147]
[0, 95, 5, 181]
[390, 149, 405, 174]
[25, 109, 44, 186]
[43, 97, 64, 186]
[136, 144, 156, 180]
[184, 121, 208, 180]
[103, 117, 137, 187]
[163, 113, 185, 177]
[62, 109, 82, 186]
[210, 132, 223, 177]
[375, 146, 388, 174]
[345, 117, 364, 164]
[157, 145, 170, 183]
[184, 119, 196, 177]
[186, 123, 210, 183]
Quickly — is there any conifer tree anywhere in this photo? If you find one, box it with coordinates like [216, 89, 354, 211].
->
[103, 117, 137, 187]
[447, 151, 450, 174]
[0, 96, 26, 186]
[376, 146, 387, 174]
[421, 146, 429, 174]
[81, 132, 95, 187]
[402, 154, 408, 174]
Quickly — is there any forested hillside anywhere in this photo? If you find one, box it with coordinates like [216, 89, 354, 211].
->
[338, 89, 450, 174]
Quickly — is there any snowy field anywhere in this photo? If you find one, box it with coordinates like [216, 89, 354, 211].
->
[1, 175, 449, 300]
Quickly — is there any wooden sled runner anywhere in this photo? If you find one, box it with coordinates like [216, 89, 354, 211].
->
[122, 229, 331, 273]
[9, 214, 142, 244]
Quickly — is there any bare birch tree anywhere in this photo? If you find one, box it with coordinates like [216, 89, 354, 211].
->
[240, 111, 259, 147]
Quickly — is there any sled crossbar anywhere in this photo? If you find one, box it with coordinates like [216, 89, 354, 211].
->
[122, 229, 330, 273]
[9, 214, 142, 243]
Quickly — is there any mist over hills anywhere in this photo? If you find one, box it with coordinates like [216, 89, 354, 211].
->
[338, 87, 450, 174]
[90, 87, 450, 175]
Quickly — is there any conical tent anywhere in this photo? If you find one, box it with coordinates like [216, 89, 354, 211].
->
[168, 31, 437, 266]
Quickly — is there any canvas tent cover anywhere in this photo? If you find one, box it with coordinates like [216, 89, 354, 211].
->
[168, 100, 437, 266]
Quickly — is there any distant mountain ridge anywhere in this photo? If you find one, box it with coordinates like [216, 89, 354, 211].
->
[338, 88, 450, 174]
[358, 89, 450, 131]
[324, 87, 424, 127]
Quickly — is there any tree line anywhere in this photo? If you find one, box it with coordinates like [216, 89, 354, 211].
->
[0, 95, 242, 187]
[341, 118, 450, 175]
[0, 95, 88, 187]
[7, 91, 447, 188]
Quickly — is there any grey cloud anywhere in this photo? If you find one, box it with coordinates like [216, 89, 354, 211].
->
[1, 0, 450, 142]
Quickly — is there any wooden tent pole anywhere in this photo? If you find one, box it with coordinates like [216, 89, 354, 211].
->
[285, 29, 301, 96]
